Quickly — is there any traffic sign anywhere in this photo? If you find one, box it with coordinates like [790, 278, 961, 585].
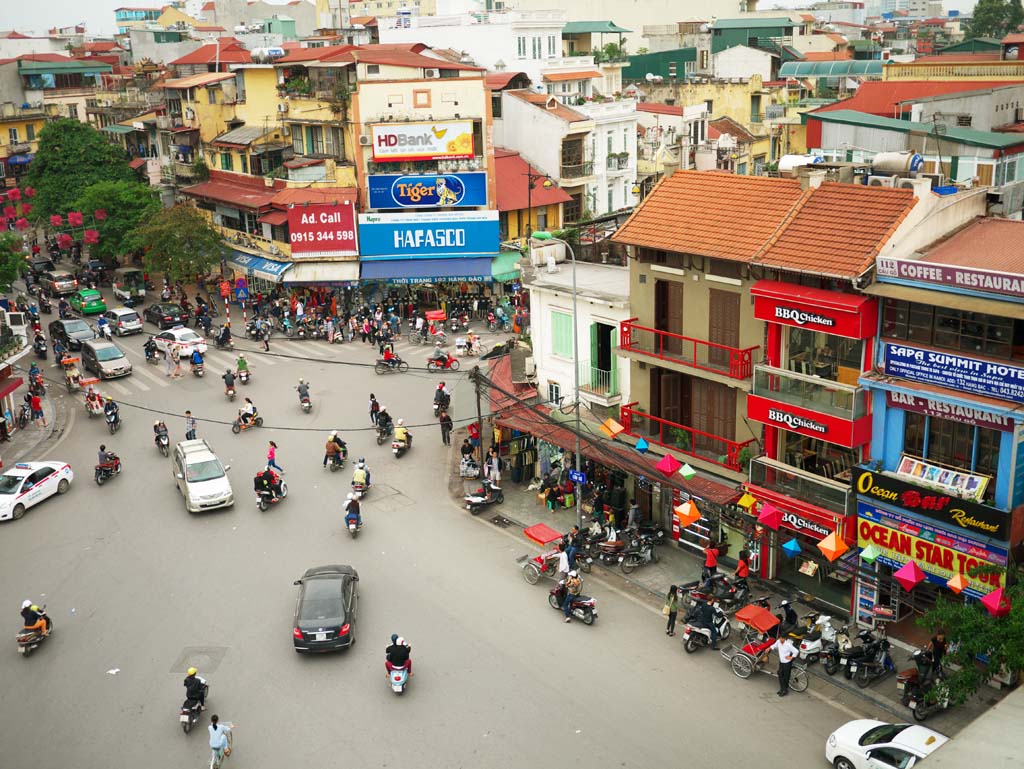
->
[568, 469, 586, 485]
[235, 286, 249, 301]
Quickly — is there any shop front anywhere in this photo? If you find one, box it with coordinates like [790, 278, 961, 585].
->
[224, 251, 292, 295]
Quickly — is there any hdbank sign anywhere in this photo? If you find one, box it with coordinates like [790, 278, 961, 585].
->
[367, 172, 487, 209]
[357, 210, 500, 260]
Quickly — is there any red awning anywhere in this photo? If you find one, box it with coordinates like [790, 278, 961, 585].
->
[258, 210, 288, 226]
[180, 180, 277, 210]
[128, 157, 147, 169]
[0, 376, 24, 400]
[750, 279, 871, 314]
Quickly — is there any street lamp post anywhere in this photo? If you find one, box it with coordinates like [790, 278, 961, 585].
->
[531, 229, 582, 530]
[524, 172, 552, 241]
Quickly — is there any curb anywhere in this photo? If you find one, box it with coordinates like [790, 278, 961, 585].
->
[807, 665, 906, 720]
[6, 387, 72, 465]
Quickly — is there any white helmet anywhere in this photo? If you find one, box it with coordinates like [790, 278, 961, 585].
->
[298, 378, 305, 385]
[154, 420, 160, 426]
[568, 570, 578, 578]
[21, 599, 31, 609]
[329, 430, 337, 438]
[397, 418, 404, 426]
[356, 461, 365, 469]
[396, 636, 406, 646]
[346, 493, 354, 500]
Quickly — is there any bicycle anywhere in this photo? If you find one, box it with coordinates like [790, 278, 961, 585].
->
[209, 724, 234, 769]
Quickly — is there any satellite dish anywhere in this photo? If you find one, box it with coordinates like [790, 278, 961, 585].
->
[645, 73, 655, 82]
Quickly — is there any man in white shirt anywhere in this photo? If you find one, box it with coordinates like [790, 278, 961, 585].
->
[774, 635, 798, 697]
[556, 543, 570, 580]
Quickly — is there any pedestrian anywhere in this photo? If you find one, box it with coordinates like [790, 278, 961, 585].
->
[172, 346, 183, 378]
[165, 347, 175, 377]
[30, 392, 46, 429]
[439, 409, 453, 446]
[627, 498, 640, 530]
[928, 629, 947, 680]
[773, 634, 798, 697]
[460, 439, 474, 459]
[664, 585, 679, 636]
[556, 542, 570, 580]
[564, 525, 580, 570]
[266, 440, 284, 474]
[262, 325, 270, 352]
[185, 410, 197, 440]
[703, 540, 720, 582]
[369, 393, 380, 425]
[487, 448, 501, 487]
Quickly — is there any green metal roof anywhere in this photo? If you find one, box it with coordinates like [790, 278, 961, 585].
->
[18, 60, 112, 75]
[778, 60, 883, 77]
[563, 21, 632, 34]
[711, 17, 795, 30]
[622, 48, 697, 80]
[937, 37, 1002, 53]
[102, 124, 136, 135]
[811, 109, 1024, 149]
[848, 39, 880, 51]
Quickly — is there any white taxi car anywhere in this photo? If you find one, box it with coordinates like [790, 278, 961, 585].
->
[0, 461, 74, 521]
[826, 720, 949, 769]
[153, 326, 208, 360]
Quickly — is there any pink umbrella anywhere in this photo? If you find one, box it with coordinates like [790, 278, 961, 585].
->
[893, 561, 926, 592]
[655, 453, 681, 476]
[757, 502, 782, 530]
[981, 588, 1011, 618]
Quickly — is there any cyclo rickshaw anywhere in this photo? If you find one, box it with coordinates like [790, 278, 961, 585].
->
[719, 603, 808, 691]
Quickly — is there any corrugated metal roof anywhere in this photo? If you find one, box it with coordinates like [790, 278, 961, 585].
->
[810, 109, 1024, 149]
[712, 17, 795, 29]
[212, 125, 272, 146]
[562, 21, 632, 34]
[778, 60, 883, 77]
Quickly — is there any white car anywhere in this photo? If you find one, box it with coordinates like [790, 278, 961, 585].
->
[826, 720, 949, 769]
[153, 326, 208, 360]
[103, 307, 143, 336]
[172, 439, 233, 513]
[0, 461, 74, 521]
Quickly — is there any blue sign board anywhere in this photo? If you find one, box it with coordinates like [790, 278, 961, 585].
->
[568, 469, 587, 485]
[235, 286, 249, 301]
[883, 342, 1024, 405]
[367, 172, 487, 209]
[357, 211, 500, 260]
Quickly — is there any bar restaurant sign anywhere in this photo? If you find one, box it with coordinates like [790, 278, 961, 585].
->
[852, 467, 1008, 540]
[884, 343, 1024, 405]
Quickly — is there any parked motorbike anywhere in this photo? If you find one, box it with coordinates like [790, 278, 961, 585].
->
[155, 428, 170, 457]
[180, 680, 208, 734]
[899, 649, 951, 722]
[95, 453, 121, 485]
[16, 606, 51, 656]
[619, 534, 659, 574]
[682, 602, 732, 653]
[797, 615, 845, 663]
[821, 625, 854, 675]
[231, 413, 263, 434]
[835, 628, 877, 679]
[549, 583, 597, 625]
[853, 634, 895, 688]
[256, 481, 287, 512]
[680, 574, 751, 612]
[633, 522, 666, 544]
[464, 479, 504, 514]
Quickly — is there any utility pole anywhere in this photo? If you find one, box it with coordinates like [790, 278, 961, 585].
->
[472, 365, 485, 471]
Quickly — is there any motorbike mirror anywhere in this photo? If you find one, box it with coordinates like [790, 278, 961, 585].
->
[175, 473, 184, 480]
[293, 579, 302, 585]
[223, 465, 230, 471]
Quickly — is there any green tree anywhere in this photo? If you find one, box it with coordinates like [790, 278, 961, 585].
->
[72, 181, 160, 264]
[0, 232, 28, 292]
[1008, 0, 1024, 34]
[23, 119, 133, 222]
[917, 569, 1024, 705]
[129, 204, 223, 282]
[969, 0, 1019, 37]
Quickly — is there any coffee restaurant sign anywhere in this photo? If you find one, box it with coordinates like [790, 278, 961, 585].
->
[852, 467, 1008, 541]
[877, 256, 1024, 299]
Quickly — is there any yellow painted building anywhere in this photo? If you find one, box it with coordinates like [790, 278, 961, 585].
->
[0, 103, 58, 180]
[156, 6, 202, 29]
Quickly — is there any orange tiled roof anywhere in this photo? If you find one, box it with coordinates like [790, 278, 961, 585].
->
[613, 172, 918, 277]
[270, 187, 358, 207]
[802, 50, 852, 61]
[505, 90, 589, 124]
[542, 70, 602, 82]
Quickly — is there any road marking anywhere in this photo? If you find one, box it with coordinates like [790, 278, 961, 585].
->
[127, 362, 169, 388]
[104, 379, 131, 395]
[125, 376, 150, 392]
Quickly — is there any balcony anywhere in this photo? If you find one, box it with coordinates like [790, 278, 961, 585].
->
[6, 142, 32, 155]
[579, 360, 620, 406]
[748, 456, 850, 516]
[619, 318, 759, 381]
[752, 365, 867, 421]
[560, 161, 594, 179]
[218, 226, 288, 258]
[620, 402, 757, 474]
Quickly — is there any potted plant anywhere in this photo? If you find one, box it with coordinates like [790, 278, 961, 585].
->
[738, 446, 754, 472]
[670, 427, 691, 451]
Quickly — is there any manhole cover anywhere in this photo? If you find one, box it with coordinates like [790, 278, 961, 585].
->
[171, 646, 228, 674]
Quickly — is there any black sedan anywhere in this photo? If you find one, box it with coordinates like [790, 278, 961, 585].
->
[48, 318, 95, 351]
[144, 302, 186, 330]
[292, 565, 359, 653]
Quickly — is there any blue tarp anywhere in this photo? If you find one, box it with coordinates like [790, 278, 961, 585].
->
[360, 257, 494, 285]
[225, 251, 291, 283]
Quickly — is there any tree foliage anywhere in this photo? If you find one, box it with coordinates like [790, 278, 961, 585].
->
[917, 569, 1024, 705]
[23, 119, 133, 221]
[0, 232, 27, 293]
[130, 204, 223, 282]
[969, 0, 1024, 38]
[72, 181, 160, 263]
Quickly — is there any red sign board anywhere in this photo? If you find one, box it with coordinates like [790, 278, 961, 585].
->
[744, 482, 852, 542]
[286, 202, 358, 258]
[751, 284, 877, 339]
[747, 393, 872, 448]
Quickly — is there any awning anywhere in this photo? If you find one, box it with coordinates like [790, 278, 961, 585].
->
[360, 257, 494, 285]
[258, 210, 288, 226]
[865, 281, 1024, 320]
[6, 154, 33, 165]
[0, 376, 24, 401]
[282, 261, 359, 285]
[102, 124, 136, 135]
[128, 157, 147, 169]
[181, 180, 277, 209]
[225, 251, 291, 283]
[492, 251, 521, 283]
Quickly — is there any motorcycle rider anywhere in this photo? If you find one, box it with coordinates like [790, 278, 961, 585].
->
[222, 369, 236, 395]
[352, 460, 370, 490]
[143, 336, 158, 362]
[684, 597, 719, 649]
[217, 323, 232, 348]
[323, 434, 342, 469]
[96, 313, 110, 338]
[433, 381, 450, 410]
[236, 353, 249, 376]
[344, 493, 362, 529]
[85, 387, 103, 413]
[429, 343, 448, 368]
[97, 443, 117, 468]
[296, 378, 311, 405]
[385, 633, 412, 674]
[239, 397, 256, 426]
[183, 667, 207, 710]
[376, 406, 393, 436]
[153, 419, 169, 445]
[189, 347, 204, 374]
[255, 465, 281, 500]
[20, 599, 50, 637]
[561, 570, 583, 623]
[776, 600, 798, 638]
[103, 397, 120, 428]
[393, 418, 411, 449]
[733, 549, 751, 593]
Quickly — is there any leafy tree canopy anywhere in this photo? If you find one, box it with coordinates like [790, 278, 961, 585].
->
[23, 119, 133, 221]
[0, 232, 28, 293]
[129, 204, 223, 283]
[72, 181, 160, 263]
[969, 0, 1024, 38]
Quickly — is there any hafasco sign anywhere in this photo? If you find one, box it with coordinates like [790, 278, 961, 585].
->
[774, 306, 835, 327]
[367, 172, 487, 209]
[768, 408, 828, 434]
[370, 120, 475, 162]
[884, 343, 1024, 405]
[286, 202, 358, 258]
[357, 210, 500, 259]
[780, 511, 833, 539]
[853, 467, 1008, 540]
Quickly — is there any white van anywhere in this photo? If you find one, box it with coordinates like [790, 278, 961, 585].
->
[172, 439, 233, 513]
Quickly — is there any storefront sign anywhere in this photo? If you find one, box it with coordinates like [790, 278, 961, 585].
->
[878, 257, 1024, 299]
[895, 455, 988, 504]
[367, 172, 486, 209]
[857, 501, 1006, 599]
[767, 408, 828, 435]
[852, 467, 1008, 540]
[773, 306, 836, 328]
[746, 394, 871, 447]
[883, 343, 1024, 405]
[286, 202, 358, 258]
[370, 120, 475, 163]
[751, 289, 876, 338]
[885, 391, 1014, 432]
[780, 510, 833, 539]
[357, 210, 499, 259]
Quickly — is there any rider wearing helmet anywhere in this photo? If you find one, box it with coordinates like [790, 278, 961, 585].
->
[296, 378, 310, 404]
[393, 418, 411, 448]
[344, 492, 361, 528]
[236, 353, 249, 374]
[153, 418, 168, 446]
[183, 667, 207, 709]
[385, 633, 412, 672]
[20, 599, 50, 637]
[376, 406, 393, 435]
[352, 459, 370, 489]
[222, 369, 235, 394]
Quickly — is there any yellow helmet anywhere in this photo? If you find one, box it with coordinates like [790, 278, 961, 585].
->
[187, 667, 198, 676]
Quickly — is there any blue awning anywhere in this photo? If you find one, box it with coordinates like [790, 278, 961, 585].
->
[360, 257, 494, 285]
[6, 154, 34, 165]
[224, 250, 291, 283]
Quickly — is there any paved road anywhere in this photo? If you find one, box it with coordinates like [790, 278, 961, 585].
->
[0, 297, 873, 769]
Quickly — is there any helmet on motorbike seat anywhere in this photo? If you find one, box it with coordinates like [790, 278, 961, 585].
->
[187, 667, 198, 676]
[397, 418, 404, 426]
[391, 633, 399, 643]
[22, 599, 31, 609]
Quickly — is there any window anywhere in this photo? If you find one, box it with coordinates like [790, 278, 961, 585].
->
[366, 64, 380, 75]
[607, 186, 614, 212]
[536, 208, 547, 230]
[291, 130, 304, 155]
[882, 298, 1020, 360]
[607, 132, 614, 155]
[547, 381, 562, 405]
[491, 93, 502, 118]
[786, 326, 863, 381]
[548, 35, 556, 57]
[532, 36, 542, 59]
[623, 127, 629, 154]
[551, 311, 573, 357]
[240, 154, 249, 174]
[26, 123, 35, 141]
[207, 87, 218, 105]
[699, 50, 709, 69]
[904, 412, 1000, 499]
[624, 181, 631, 204]
[517, 36, 526, 58]
[219, 152, 233, 171]
[413, 89, 431, 108]
[7, 128, 17, 143]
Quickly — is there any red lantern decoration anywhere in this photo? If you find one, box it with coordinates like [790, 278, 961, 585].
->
[22, 186, 34, 198]
[20, 203, 31, 216]
[67, 211, 84, 227]
[14, 218, 30, 231]
[3, 206, 15, 219]
[94, 209, 108, 221]
[7, 188, 21, 201]
[50, 215, 63, 227]
[57, 233, 73, 249]
[84, 229, 100, 245]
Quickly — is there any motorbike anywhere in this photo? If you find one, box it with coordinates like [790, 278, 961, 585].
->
[619, 534, 659, 574]
[28, 375, 46, 398]
[256, 481, 288, 511]
[839, 628, 886, 681]
[144, 343, 159, 365]
[375, 422, 394, 445]
[85, 397, 104, 419]
[327, 453, 345, 473]
[521, 548, 563, 584]
[374, 358, 409, 375]
[299, 392, 312, 413]
[225, 385, 236, 402]
[549, 583, 598, 625]
[682, 602, 732, 653]
[155, 429, 170, 457]
[16, 402, 31, 429]
[387, 662, 410, 695]
[213, 331, 234, 351]
[191, 362, 205, 378]
[232, 413, 263, 434]
[180, 680, 209, 734]
[350, 479, 367, 497]
[426, 355, 460, 372]
[97, 323, 112, 341]
[38, 295, 52, 314]
[16, 606, 51, 656]
[105, 410, 121, 434]
[899, 649, 951, 722]
[797, 614, 845, 663]
[853, 633, 895, 688]
[633, 522, 666, 544]
[95, 453, 121, 485]
[391, 435, 410, 458]
[464, 479, 504, 514]
[820, 625, 854, 674]
[346, 515, 361, 538]
[33, 338, 47, 359]
[433, 393, 451, 417]
[680, 574, 752, 612]
[237, 368, 251, 385]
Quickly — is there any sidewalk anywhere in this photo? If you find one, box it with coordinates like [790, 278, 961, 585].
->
[1, 361, 72, 468]
[445, 433, 1002, 729]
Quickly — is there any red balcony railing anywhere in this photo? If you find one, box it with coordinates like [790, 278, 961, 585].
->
[619, 318, 758, 380]
[620, 402, 757, 474]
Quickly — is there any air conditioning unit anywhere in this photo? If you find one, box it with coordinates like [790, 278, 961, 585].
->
[277, 102, 289, 113]
[867, 175, 896, 187]
[358, 134, 372, 146]
[524, 356, 536, 377]
[424, 68, 440, 79]
[897, 178, 916, 190]
[918, 172, 943, 188]
[281, 124, 291, 136]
